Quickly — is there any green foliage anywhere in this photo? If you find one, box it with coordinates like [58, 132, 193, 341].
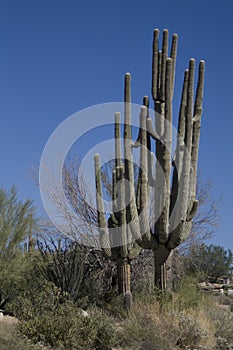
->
[36, 236, 113, 306]
[10, 281, 116, 350]
[0, 321, 48, 350]
[36, 237, 84, 303]
[0, 187, 36, 308]
[0, 186, 35, 258]
[175, 275, 203, 311]
[186, 244, 233, 280]
[0, 253, 34, 306]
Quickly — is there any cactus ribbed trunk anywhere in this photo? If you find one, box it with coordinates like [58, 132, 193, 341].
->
[153, 245, 171, 289]
[154, 263, 167, 290]
[116, 259, 131, 294]
[154, 250, 174, 290]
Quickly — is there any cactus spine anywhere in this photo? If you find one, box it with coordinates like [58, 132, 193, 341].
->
[95, 28, 205, 291]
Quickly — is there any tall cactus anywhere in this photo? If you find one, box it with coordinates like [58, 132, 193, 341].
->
[94, 76, 141, 295]
[94, 28, 205, 291]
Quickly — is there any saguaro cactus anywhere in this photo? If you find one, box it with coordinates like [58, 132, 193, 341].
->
[94, 28, 205, 291]
[94, 77, 142, 296]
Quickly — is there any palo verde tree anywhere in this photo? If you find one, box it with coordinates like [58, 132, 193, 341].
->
[0, 186, 35, 302]
[0, 186, 35, 258]
[94, 28, 205, 293]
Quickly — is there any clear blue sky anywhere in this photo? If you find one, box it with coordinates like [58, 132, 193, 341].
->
[0, 0, 232, 250]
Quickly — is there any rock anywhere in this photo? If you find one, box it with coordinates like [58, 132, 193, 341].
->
[0, 315, 18, 324]
[80, 309, 89, 317]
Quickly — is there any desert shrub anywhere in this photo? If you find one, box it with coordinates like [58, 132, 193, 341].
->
[118, 294, 216, 350]
[89, 307, 117, 350]
[174, 275, 204, 312]
[208, 307, 233, 348]
[36, 235, 121, 308]
[0, 186, 36, 311]
[0, 251, 40, 315]
[0, 321, 49, 350]
[101, 294, 128, 319]
[176, 311, 215, 349]
[9, 281, 116, 350]
[36, 238, 85, 304]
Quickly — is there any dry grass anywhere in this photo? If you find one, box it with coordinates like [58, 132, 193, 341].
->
[117, 296, 217, 350]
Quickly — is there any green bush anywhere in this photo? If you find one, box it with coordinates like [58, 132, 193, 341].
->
[174, 275, 203, 312]
[0, 321, 48, 350]
[9, 281, 116, 350]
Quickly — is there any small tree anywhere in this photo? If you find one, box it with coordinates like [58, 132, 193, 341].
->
[186, 244, 233, 281]
[0, 186, 35, 257]
[0, 186, 35, 303]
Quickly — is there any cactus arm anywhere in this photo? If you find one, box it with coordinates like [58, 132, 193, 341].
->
[157, 51, 162, 99]
[128, 242, 141, 259]
[152, 28, 159, 100]
[157, 58, 173, 244]
[187, 199, 199, 221]
[167, 221, 192, 250]
[178, 70, 189, 138]
[136, 108, 158, 249]
[113, 112, 128, 257]
[122, 73, 141, 246]
[134, 96, 152, 212]
[123, 73, 134, 204]
[185, 61, 205, 222]
[143, 95, 149, 109]
[170, 33, 178, 96]
[113, 111, 122, 216]
[138, 106, 151, 244]
[160, 29, 169, 102]
[115, 112, 122, 169]
[152, 31, 175, 244]
[191, 60, 205, 198]
[170, 69, 189, 215]
[146, 118, 160, 140]
[171, 60, 194, 238]
[116, 165, 127, 258]
[167, 59, 201, 250]
[132, 95, 150, 149]
[94, 154, 112, 258]
[193, 61, 205, 119]
[143, 96, 154, 187]
[112, 169, 118, 217]
[180, 59, 195, 219]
